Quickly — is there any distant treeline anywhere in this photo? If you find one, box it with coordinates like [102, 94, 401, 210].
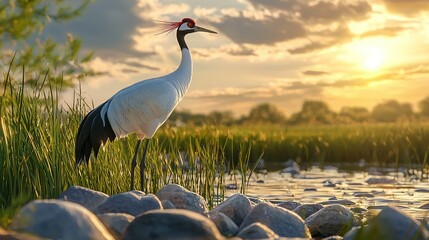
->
[168, 96, 429, 126]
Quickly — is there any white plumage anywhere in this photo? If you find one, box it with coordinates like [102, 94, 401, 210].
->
[75, 18, 216, 190]
[105, 49, 192, 139]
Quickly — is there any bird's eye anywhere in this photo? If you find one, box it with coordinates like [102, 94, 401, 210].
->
[187, 22, 195, 28]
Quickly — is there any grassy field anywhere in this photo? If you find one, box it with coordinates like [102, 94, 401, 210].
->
[1, 69, 429, 226]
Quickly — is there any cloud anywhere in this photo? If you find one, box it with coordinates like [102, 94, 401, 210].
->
[209, 13, 307, 45]
[359, 26, 410, 38]
[43, 0, 153, 59]
[382, 0, 429, 16]
[302, 70, 329, 76]
[204, 0, 374, 55]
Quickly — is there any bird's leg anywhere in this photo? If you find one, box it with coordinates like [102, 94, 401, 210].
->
[130, 140, 142, 190]
[140, 138, 150, 191]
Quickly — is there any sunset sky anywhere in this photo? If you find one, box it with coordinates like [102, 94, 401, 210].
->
[49, 0, 429, 116]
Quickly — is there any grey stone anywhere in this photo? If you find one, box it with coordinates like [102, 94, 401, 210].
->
[96, 192, 162, 216]
[0, 227, 44, 240]
[293, 204, 323, 219]
[161, 199, 176, 209]
[209, 193, 252, 227]
[305, 204, 355, 237]
[10, 199, 113, 240]
[277, 200, 302, 210]
[58, 185, 108, 212]
[123, 209, 223, 240]
[97, 213, 134, 238]
[366, 177, 396, 184]
[344, 206, 429, 240]
[156, 184, 209, 216]
[353, 192, 374, 198]
[318, 199, 356, 206]
[239, 202, 311, 238]
[210, 212, 238, 237]
[236, 222, 279, 240]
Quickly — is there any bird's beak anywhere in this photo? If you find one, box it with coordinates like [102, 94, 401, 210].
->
[194, 25, 217, 34]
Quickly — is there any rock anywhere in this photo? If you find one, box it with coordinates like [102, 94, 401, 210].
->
[344, 206, 429, 240]
[353, 192, 374, 198]
[10, 199, 113, 240]
[305, 204, 356, 237]
[239, 202, 311, 238]
[156, 184, 209, 216]
[161, 200, 176, 209]
[293, 204, 323, 219]
[0, 227, 44, 240]
[236, 222, 279, 240]
[323, 235, 343, 240]
[281, 166, 300, 176]
[225, 184, 238, 190]
[209, 193, 252, 227]
[96, 192, 162, 216]
[210, 212, 238, 237]
[323, 180, 336, 187]
[318, 199, 356, 206]
[58, 185, 109, 212]
[304, 188, 317, 192]
[97, 213, 134, 238]
[350, 207, 367, 213]
[277, 200, 302, 210]
[366, 177, 396, 184]
[123, 209, 223, 240]
[256, 180, 264, 184]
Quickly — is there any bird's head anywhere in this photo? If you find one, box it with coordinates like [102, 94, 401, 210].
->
[157, 18, 217, 35]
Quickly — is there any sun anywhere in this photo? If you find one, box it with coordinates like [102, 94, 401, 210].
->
[362, 48, 384, 71]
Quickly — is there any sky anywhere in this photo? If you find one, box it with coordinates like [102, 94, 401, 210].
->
[48, 0, 429, 116]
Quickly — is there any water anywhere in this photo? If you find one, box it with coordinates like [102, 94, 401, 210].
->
[225, 165, 429, 221]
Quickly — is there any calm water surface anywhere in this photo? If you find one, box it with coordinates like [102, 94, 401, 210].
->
[225, 165, 429, 221]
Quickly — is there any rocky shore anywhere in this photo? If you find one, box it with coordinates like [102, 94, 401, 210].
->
[2, 184, 428, 239]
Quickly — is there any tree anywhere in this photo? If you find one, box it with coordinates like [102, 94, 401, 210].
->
[371, 100, 413, 122]
[288, 100, 336, 124]
[419, 96, 429, 118]
[242, 103, 286, 124]
[207, 111, 235, 126]
[1, 0, 94, 88]
[339, 106, 370, 123]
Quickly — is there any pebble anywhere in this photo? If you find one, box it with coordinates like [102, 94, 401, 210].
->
[10, 199, 114, 240]
[293, 204, 323, 219]
[344, 206, 429, 240]
[210, 212, 239, 237]
[276, 200, 302, 211]
[97, 213, 134, 238]
[318, 199, 356, 206]
[366, 177, 397, 184]
[237, 222, 279, 240]
[58, 185, 109, 212]
[239, 202, 311, 238]
[156, 184, 209, 216]
[209, 193, 252, 227]
[305, 204, 356, 237]
[353, 192, 375, 198]
[123, 209, 223, 240]
[96, 192, 162, 216]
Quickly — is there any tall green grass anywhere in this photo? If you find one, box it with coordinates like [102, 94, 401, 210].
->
[2, 62, 429, 226]
[0, 65, 258, 226]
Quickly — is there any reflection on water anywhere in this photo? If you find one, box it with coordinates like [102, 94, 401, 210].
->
[225, 164, 429, 221]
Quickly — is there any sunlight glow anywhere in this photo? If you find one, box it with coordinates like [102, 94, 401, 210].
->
[363, 49, 384, 71]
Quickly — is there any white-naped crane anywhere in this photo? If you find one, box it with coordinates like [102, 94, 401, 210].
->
[75, 18, 217, 190]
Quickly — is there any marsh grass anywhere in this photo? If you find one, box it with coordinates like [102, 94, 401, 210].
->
[0, 64, 259, 226]
[2, 63, 429, 226]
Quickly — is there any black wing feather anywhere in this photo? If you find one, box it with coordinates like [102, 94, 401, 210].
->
[75, 101, 116, 164]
